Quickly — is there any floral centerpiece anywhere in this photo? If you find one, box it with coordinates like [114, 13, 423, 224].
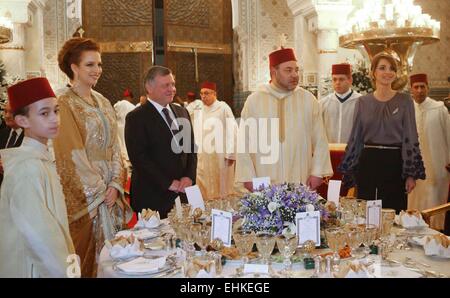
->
[238, 183, 335, 235]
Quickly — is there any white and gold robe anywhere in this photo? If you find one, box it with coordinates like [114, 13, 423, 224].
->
[113, 99, 136, 165]
[408, 97, 450, 230]
[236, 84, 333, 185]
[0, 137, 76, 277]
[319, 90, 361, 143]
[192, 100, 238, 199]
[53, 88, 127, 277]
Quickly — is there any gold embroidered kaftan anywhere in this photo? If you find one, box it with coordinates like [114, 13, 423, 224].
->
[53, 88, 126, 277]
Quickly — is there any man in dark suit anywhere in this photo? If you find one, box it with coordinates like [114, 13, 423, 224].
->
[0, 101, 25, 184]
[125, 66, 197, 218]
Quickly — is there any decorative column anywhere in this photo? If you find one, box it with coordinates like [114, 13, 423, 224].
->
[287, 0, 353, 98]
[0, 0, 31, 78]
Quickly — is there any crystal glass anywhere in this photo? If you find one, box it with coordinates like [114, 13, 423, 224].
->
[276, 234, 298, 276]
[354, 199, 367, 224]
[381, 208, 396, 236]
[197, 225, 211, 255]
[363, 224, 378, 249]
[256, 232, 276, 265]
[190, 222, 203, 248]
[233, 230, 256, 270]
[325, 228, 345, 270]
[340, 197, 357, 223]
[343, 226, 359, 257]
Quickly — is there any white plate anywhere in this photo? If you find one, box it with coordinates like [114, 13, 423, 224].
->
[113, 255, 176, 276]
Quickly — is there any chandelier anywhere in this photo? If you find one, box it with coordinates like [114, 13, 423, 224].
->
[0, 16, 13, 44]
[339, 0, 440, 90]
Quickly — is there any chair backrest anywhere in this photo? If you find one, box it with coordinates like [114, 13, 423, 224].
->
[421, 202, 450, 226]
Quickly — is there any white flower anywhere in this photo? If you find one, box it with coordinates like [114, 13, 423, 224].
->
[268, 202, 279, 213]
[282, 222, 297, 237]
[306, 204, 315, 212]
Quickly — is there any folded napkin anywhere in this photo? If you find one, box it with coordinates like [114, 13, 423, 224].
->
[334, 261, 372, 278]
[397, 210, 428, 228]
[117, 256, 167, 273]
[375, 265, 423, 278]
[423, 234, 450, 258]
[116, 229, 159, 240]
[107, 237, 144, 260]
[135, 209, 161, 229]
[196, 269, 214, 278]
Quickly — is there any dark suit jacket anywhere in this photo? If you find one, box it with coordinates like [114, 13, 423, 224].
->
[125, 102, 197, 218]
[0, 127, 25, 184]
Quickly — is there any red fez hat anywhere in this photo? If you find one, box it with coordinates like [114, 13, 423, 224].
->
[187, 91, 195, 100]
[123, 88, 133, 98]
[7, 77, 56, 113]
[410, 73, 428, 86]
[269, 48, 297, 68]
[332, 63, 351, 75]
[200, 81, 217, 91]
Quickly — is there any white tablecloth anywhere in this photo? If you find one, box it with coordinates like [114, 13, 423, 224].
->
[97, 224, 450, 278]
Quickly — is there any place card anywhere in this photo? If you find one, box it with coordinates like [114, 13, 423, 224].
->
[211, 209, 232, 247]
[296, 211, 321, 247]
[327, 180, 341, 207]
[185, 185, 205, 211]
[243, 264, 269, 275]
[175, 196, 182, 218]
[366, 200, 382, 227]
[252, 177, 270, 191]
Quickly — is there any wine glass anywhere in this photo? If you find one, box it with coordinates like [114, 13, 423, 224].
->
[232, 230, 256, 273]
[276, 234, 298, 276]
[354, 199, 367, 224]
[256, 232, 276, 265]
[361, 224, 378, 255]
[197, 225, 211, 255]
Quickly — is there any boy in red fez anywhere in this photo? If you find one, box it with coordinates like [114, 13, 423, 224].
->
[236, 47, 333, 193]
[319, 63, 361, 144]
[0, 77, 78, 278]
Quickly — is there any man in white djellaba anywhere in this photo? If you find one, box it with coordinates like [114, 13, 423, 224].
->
[236, 47, 333, 191]
[408, 73, 450, 230]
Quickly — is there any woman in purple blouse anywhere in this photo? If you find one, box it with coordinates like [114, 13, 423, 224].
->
[339, 52, 426, 212]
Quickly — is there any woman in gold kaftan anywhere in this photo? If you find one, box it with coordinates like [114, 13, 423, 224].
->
[53, 38, 130, 277]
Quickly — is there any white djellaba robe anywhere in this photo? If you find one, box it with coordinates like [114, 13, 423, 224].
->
[319, 89, 361, 143]
[186, 99, 203, 118]
[192, 100, 238, 199]
[408, 97, 450, 230]
[236, 83, 333, 185]
[0, 137, 76, 277]
[114, 100, 136, 164]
